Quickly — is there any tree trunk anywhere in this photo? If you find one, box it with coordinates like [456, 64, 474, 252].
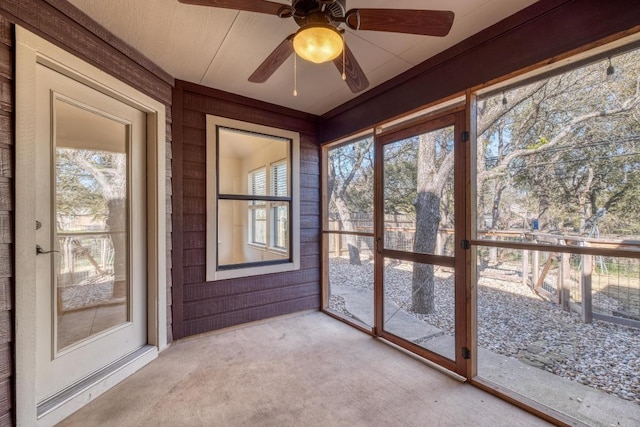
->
[489, 183, 503, 265]
[333, 193, 361, 265]
[411, 132, 451, 314]
[412, 191, 440, 314]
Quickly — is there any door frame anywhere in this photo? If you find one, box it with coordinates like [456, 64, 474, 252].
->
[15, 26, 167, 426]
[373, 106, 469, 377]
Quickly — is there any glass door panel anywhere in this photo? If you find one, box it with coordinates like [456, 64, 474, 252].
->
[55, 99, 130, 352]
[323, 136, 375, 330]
[383, 258, 456, 361]
[376, 110, 465, 374]
[327, 235, 375, 328]
[382, 125, 455, 257]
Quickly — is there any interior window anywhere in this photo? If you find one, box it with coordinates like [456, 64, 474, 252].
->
[206, 116, 300, 281]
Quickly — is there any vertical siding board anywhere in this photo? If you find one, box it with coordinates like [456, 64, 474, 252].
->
[0, 17, 11, 425]
[0, 79, 11, 114]
[166, 106, 173, 343]
[0, 47, 9, 81]
[171, 81, 185, 339]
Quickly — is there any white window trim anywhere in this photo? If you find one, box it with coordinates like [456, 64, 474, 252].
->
[206, 115, 300, 281]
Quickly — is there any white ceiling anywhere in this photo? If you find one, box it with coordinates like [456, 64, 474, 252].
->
[67, 0, 539, 115]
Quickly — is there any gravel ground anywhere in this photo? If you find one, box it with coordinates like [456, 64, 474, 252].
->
[329, 258, 640, 405]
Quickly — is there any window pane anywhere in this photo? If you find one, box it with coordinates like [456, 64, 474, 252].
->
[326, 234, 374, 329]
[271, 204, 289, 250]
[326, 137, 374, 233]
[477, 49, 640, 245]
[55, 100, 129, 351]
[383, 259, 455, 361]
[476, 246, 640, 425]
[383, 126, 455, 256]
[250, 207, 266, 245]
[218, 200, 289, 267]
[218, 126, 290, 196]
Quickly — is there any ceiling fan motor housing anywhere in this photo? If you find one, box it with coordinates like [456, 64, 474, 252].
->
[293, 0, 346, 28]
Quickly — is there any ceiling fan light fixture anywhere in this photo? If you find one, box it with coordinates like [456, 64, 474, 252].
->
[293, 24, 343, 64]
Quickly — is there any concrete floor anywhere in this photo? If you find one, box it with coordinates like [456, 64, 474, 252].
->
[59, 311, 549, 426]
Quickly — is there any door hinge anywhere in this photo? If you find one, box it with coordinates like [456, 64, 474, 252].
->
[461, 131, 470, 142]
[460, 239, 471, 250]
[462, 347, 471, 360]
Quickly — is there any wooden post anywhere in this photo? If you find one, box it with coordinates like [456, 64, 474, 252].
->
[560, 252, 570, 311]
[581, 247, 593, 323]
[536, 253, 554, 292]
[522, 249, 529, 288]
[489, 234, 498, 266]
[532, 250, 539, 289]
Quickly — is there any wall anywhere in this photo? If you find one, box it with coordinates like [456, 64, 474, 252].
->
[0, 0, 175, 423]
[320, 0, 640, 142]
[171, 80, 320, 339]
[0, 16, 13, 427]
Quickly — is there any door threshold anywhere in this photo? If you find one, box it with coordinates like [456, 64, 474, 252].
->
[36, 345, 157, 426]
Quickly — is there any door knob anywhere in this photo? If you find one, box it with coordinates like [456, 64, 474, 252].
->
[36, 245, 58, 255]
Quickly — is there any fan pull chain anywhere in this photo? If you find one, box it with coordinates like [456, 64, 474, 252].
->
[293, 53, 298, 96]
[341, 33, 346, 81]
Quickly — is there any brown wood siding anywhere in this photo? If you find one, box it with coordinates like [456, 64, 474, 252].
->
[320, 0, 640, 142]
[172, 80, 321, 339]
[0, 16, 12, 426]
[166, 106, 173, 344]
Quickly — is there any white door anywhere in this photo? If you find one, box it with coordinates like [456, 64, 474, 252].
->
[34, 63, 147, 404]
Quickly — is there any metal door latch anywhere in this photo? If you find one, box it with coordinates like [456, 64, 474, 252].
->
[36, 245, 58, 255]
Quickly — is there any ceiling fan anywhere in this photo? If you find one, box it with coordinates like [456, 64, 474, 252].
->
[178, 0, 455, 93]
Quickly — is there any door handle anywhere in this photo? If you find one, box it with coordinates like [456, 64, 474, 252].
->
[36, 245, 59, 255]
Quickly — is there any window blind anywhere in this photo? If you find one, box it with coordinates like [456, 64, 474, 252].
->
[270, 160, 288, 197]
[249, 167, 266, 197]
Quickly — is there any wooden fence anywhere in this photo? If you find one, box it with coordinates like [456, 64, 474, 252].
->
[327, 220, 640, 328]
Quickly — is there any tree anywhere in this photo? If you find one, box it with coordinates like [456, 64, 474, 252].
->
[57, 148, 128, 283]
[411, 49, 640, 313]
[412, 129, 455, 313]
[478, 51, 640, 235]
[327, 138, 374, 264]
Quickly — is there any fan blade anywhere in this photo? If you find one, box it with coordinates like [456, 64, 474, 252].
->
[332, 43, 369, 93]
[345, 9, 454, 37]
[249, 35, 295, 83]
[178, 0, 288, 16]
